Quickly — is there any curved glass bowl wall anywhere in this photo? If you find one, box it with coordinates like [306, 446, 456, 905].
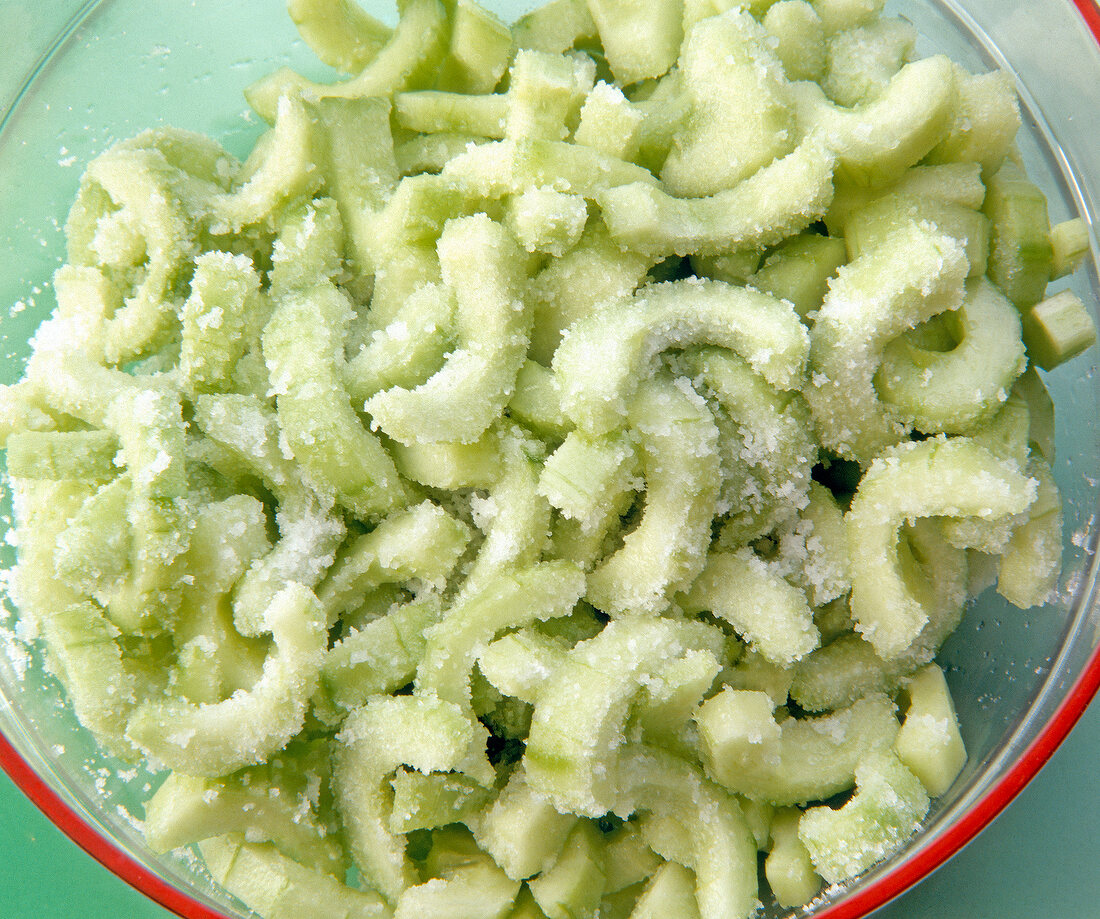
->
[0, 2, 1097, 918]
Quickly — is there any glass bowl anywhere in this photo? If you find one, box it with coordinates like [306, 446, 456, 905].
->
[0, 1, 1097, 918]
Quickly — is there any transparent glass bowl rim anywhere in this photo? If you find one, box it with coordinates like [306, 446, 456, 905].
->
[0, 2, 1099, 918]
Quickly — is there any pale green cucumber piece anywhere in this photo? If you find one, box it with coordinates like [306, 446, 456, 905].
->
[11, 480, 97, 634]
[719, 647, 794, 706]
[199, 835, 388, 919]
[603, 824, 662, 895]
[1014, 365, 1056, 463]
[478, 630, 570, 705]
[528, 820, 606, 919]
[509, 886, 553, 919]
[876, 277, 1027, 435]
[695, 689, 899, 806]
[506, 50, 594, 141]
[441, 137, 659, 200]
[847, 438, 1034, 658]
[554, 279, 808, 435]
[743, 798, 778, 851]
[806, 223, 969, 463]
[388, 769, 494, 834]
[345, 282, 456, 407]
[507, 360, 574, 441]
[546, 484, 638, 573]
[538, 430, 638, 529]
[364, 215, 532, 445]
[662, 9, 795, 198]
[319, 595, 442, 718]
[145, 758, 344, 875]
[437, 0, 513, 94]
[792, 518, 968, 711]
[471, 767, 579, 881]
[843, 192, 991, 278]
[26, 351, 135, 429]
[773, 481, 851, 607]
[527, 220, 652, 366]
[395, 859, 520, 919]
[192, 394, 299, 499]
[586, 0, 682, 85]
[394, 91, 508, 138]
[180, 251, 263, 393]
[820, 16, 915, 107]
[287, 0, 392, 74]
[798, 750, 929, 885]
[334, 694, 474, 903]
[678, 346, 816, 544]
[211, 95, 321, 234]
[505, 187, 588, 256]
[5, 430, 119, 481]
[926, 68, 1021, 171]
[748, 232, 847, 321]
[623, 862, 697, 919]
[1050, 217, 1091, 279]
[690, 249, 762, 285]
[126, 583, 325, 777]
[629, 649, 722, 756]
[614, 745, 758, 919]
[513, 0, 598, 53]
[52, 474, 132, 600]
[630, 70, 692, 174]
[395, 132, 489, 176]
[997, 457, 1063, 608]
[984, 159, 1054, 309]
[460, 432, 553, 597]
[895, 664, 966, 796]
[765, 808, 821, 908]
[525, 618, 723, 816]
[586, 375, 720, 615]
[790, 55, 956, 186]
[307, 96, 399, 282]
[316, 501, 471, 624]
[1022, 289, 1098, 370]
[599, 138, 836, 258]
[391, 426, 502, 490]
[826, 162, 987, 234]
[0, 380, 60, 448]
[263, 282, 414, 518]
[764, 1, 826, 82]
[105, 386, 187, 500]
[810, 0, 884, 32]
[574, 82, 645, 160]
[40, 601, 137, 758]
[683, 548, 819, 665]
[417, 561, 585, 712]
[366, 176, 472, 265]
[245, 0, 448, 123]
[267, 193, 345, 303]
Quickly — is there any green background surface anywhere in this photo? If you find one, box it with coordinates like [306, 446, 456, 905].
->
[2, 695, 1098, 918]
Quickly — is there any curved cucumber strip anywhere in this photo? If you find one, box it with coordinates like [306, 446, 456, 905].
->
[388, 768, 493, 834]
[126, 583, 326, 777]
[997, 457, 1063, 608]
[316, 500, 471, 625]
[679, 346, 817, 545]
[806, 222, 969, 463]
[391, 425, 503, 490]
[876, 277, 1027, 435]
[599, 139, 835, 258]
[334, 694, 474, 903]
[586, 0, 682, 85]
[287, 0, 393, 74]
[847, 438, 1035, 658]
[5, 429, 119, 482]
[798, 751, 929, 884]
[683, 548, 819, 665]
[765, 807, 821, 909]
[264, 282, 414, 518]
[585, 375, 720, 616]
[614, 745, 758, 919]
[200, 835, 388, 919]
[791, 54, 956, 185]
[554, 279, 808, 435]
[662, 8, 794, 197]
[695, 689, 899, 806]
[525, 617, 724, 816]
[364, 215, 532, 445]
[894, 663, 966, 797]
[245, 0, 449, 123]
[417, 561, 585, 713]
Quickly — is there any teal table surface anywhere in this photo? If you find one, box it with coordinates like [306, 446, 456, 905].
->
[1, 697, 1098, 919]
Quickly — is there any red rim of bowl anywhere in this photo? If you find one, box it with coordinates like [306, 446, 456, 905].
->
[2, 3, 1100, 918]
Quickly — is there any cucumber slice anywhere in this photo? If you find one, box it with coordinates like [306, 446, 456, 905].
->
[1021, 288, 1098, 370]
